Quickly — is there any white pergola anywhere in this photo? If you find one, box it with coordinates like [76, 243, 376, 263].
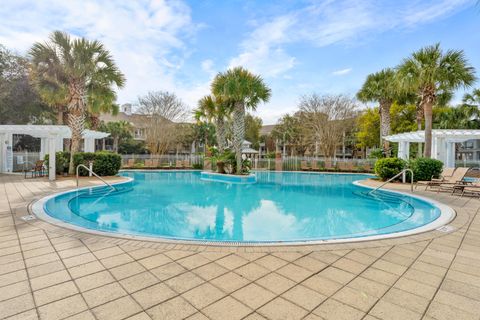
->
[0, 125, 109, 180]
[384, 129, 480, 167]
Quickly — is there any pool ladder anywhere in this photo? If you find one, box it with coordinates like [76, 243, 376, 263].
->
[369, 169, 414, 195]
[76, 164, 116, 191]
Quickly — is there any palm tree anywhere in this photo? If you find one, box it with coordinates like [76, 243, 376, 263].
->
[195, 95, 232, 153]
[211, 67, 271, 174]
[357, 68, 397, 156]
[397, 43, 476, 158]
[30, 31, 125, 174]
[99, 121, 133, 152]
[463, 88, 480, 106]
[86, 84, 120, 130]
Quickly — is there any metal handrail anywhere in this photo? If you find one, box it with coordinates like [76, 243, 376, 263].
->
[76, 164, 115, 190]
[369, 168, 414, 194]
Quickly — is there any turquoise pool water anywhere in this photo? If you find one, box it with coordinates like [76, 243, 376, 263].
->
[42, 171, 441, 242]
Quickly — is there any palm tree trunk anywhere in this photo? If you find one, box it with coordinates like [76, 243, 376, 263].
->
[379, 102, 391, 157]
[423, 101, 433, 158]
[68, 112, 85, 174]
[416, 103, 423, 158]
[233, 102, 245, 174]
[216, 118, 226, 153]
[57, 110, 64, 125]
[67, 82, 86, 175]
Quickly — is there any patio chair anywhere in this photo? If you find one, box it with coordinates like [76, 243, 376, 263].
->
[24, 160, 46, 179]
[428, 167, 470, 191]
[311, 161, 319, 171]
[151, 159, 159, 168]
[324, 159, 334, 172]
[415, 167, 455, 189]
[300, 160, 311, 171]
[453, 180, 480, 197]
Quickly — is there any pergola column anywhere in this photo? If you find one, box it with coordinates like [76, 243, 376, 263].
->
[84, 138, 95, 152]
[48, 134, 57, 181]
[446, 141, 455, 168]
[40, 138, 48, 160]
[397, 141, 410, 160]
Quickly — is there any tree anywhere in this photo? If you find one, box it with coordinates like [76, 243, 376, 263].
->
[463, 88, 480, 107]
[357, 68, 397, 155]
[244, 114, 262, 149]
[0, 45, 53, 124]
[195, 95, 232, 153]
[30, 31, 125, 174]
[271, 113, 309, 156]
[397, 43, 476, 158]
[435, 105, 480, 129]
[299, 94, 357, 158]
[211, 67, 271, 174]
[138, 91, 189, 155]
[356, 107, 380, 150]
[99, 121, 133, 152]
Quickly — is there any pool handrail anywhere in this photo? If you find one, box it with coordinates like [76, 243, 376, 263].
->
[369, 168, 414, 194]
[76, 164, 116, 190]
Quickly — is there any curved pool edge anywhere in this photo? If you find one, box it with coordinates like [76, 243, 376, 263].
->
[29, 172, 457, 247]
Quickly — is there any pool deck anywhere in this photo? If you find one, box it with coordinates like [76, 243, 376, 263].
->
[0, 174, 479, 320]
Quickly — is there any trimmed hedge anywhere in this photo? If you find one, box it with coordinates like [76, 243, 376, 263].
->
[374, 157, 406, 181]
[74, 152, 122, 176]
[409, 158, 443, 182]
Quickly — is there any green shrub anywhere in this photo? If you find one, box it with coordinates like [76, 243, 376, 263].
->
[44, 152, 70, 174]
[408, 158, 443, 182]
[73, 152, 121, 176]
[192, 163, 203, 170]
[374, 157, 406, 181]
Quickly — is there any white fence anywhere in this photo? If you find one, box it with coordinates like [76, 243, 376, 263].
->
[12, 152, 41, 172]
[120, 154, 376, 172]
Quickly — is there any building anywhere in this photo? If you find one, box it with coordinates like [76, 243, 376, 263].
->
[99, 104, 149, 141]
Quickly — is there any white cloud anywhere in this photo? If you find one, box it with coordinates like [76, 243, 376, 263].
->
[228, 15, 297, 77]
[0, 0, 201, 107]
[332, 68, 352, 76]
[201, 59, 214, 74]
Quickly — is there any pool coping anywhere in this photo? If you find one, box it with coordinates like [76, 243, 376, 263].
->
[29, 171, 457, 247]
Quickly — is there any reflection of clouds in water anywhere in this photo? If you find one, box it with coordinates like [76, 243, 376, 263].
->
[243, 200, 309, 241]
[223, 209, 233, 237]
[180, 204, 217, 234]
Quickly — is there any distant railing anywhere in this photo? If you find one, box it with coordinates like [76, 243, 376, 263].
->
[119, 154, 376, 173]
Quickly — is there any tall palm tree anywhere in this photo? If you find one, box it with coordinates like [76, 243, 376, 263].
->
[211, 67, 271, 174]
[87, 87, 119, 130]
[357, 68, 397, 156]
[463, 88, 480, 106]
[30, 31, 125, 174]
[397, 43, 475, 158]
[196, 95, 232, 153]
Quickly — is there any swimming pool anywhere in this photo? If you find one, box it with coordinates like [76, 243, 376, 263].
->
[34, 171, 454, 244]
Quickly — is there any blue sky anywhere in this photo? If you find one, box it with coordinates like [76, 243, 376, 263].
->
[0, 0, 479, 123]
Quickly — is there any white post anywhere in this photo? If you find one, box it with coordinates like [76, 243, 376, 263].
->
[84, 138, 95, 152]
[446, 141, 455, 168]
[40, 138, 48, 160]
[48, 135, 57, 181]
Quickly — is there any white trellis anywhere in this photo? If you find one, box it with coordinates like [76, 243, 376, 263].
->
[384, 130, 480, 168]
[0, 125, 109, 180]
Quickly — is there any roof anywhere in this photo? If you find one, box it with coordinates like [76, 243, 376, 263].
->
[385, 130, 480, 143]
[99, 112, 150, 128]
[260, 124, 276, 135]
[242, 147, 259, 154]
[0, 125, 109, 139]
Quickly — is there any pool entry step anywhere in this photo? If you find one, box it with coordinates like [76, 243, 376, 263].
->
[200, 171, 257, 184]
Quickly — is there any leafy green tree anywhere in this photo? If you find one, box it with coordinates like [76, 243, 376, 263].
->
[99, 121, 133, 152]
[271, 113, 309, 156]
[244, 114, 262, 149]
[463, 88, 480, 107]
[0, 45, 53, 124]
[356, 107, 380, 150]
[357, 68, 397, 155]
[397, 43, 476, 158]
[30, 31, 125, 173]
[211, 67, 271, 174]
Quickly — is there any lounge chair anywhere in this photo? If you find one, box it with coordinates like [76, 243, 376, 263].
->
[454, 180, 480, 196]
[324, 159, 334, 172]
[123, 159, 135, 168]
[175, 160, 183, 169]
[416, 167, 455, 189]
[24, 160, 46, 178]
[183, 159, 193, 169]
[311, 161, 319, 171]
[427, 167, 470, 191]
[151, 159, 159, 168]
[300, 160, 311, 171]
[144, 159, 153, 168]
